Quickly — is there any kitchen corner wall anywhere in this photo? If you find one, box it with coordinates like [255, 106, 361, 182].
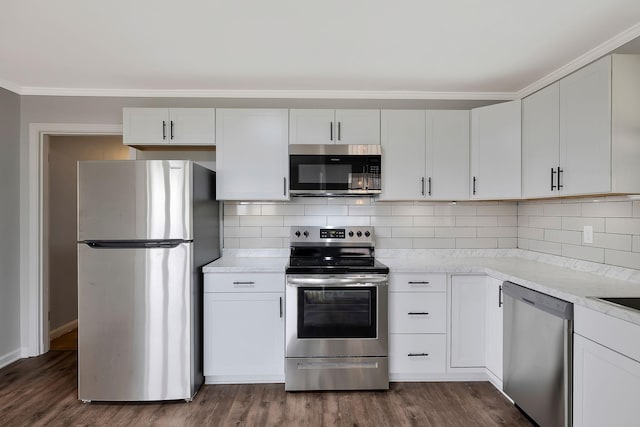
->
[518, 196, 640, 270]
[223, 198, 518, 249]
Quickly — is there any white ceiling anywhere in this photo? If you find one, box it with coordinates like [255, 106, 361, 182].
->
[2, 0, 640, 99]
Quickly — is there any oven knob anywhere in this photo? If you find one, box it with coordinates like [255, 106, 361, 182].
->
[356, 231, 362, 237]
[364, 231, 371, 237]
[303, 231, 309, 238]
[295, 230, 301, 237]
[348, 231, 354, 237]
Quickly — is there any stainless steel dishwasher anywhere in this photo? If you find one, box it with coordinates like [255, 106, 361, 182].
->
[502, 281, 573, 427]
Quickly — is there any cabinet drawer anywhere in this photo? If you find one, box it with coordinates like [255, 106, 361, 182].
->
[390, 334, 446, 374]
[204, 272, 284, 293]
[389, 292, 446, 333]
[390, 273, 446, 292]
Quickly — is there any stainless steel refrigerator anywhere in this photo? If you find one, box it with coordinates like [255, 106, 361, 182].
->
[77, 160, 220, 402]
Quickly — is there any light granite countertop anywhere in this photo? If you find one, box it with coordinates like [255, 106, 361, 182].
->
[203, 248, 640, 327]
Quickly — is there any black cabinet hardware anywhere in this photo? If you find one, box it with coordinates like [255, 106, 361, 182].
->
[551, 168, 557, 191]
[162, 121, 166, 140]
[408, 353, 429, 357]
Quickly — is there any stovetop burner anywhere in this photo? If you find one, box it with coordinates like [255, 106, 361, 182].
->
[285, 226, 389, 275]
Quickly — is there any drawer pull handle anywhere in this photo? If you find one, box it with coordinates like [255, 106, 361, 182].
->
[408, 281, 430, 285]
[407, 312, 429, 316]
[408, 353, 429, 357]
[233, 281, 255, 286]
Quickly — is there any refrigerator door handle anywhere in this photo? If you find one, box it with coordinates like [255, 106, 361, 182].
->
[83, 240, 187, 249]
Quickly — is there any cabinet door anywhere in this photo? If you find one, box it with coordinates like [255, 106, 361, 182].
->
[216, 109, 289, 200]
[204, 292, 284, 381]
[560, 56, 612, 196]
[289, 109, 335, 144]
[450, 275, 486, 367]
[522, 83, 560, 198]
[427, 110, 470, 200]
[379, 110, 426, 200]
[122, 108, 170, 145]
[573, 334, 640, 427]
[169, 108, 215, 145]
[335, 110, 380, 144]
[470, 100, 521, 199]
[390, 334, 446, 376]
[485, 277, 503, 382]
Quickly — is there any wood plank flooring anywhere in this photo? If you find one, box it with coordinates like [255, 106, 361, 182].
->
[49, 329, 78, 351]
[0, 351, 533, 427]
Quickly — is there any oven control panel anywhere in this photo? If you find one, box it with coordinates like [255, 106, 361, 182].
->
[290, 226, 374, 244]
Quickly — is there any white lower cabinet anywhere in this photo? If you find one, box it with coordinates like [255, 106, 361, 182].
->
[484, 277, 503, 386]
[388, 273, 447, 380]
[203, 273, 284, 383]
[573, 305, 640, 426]
[449, 275, 486, 368]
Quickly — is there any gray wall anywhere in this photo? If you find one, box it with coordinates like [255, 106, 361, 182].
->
[0, 88, 21, 363]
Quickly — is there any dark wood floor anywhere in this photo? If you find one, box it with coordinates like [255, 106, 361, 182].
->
[0, 351, 533, 427]
[49, 329, 78, 351]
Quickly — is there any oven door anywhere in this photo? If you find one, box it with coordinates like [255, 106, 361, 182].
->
[285, 275, 388, 358]
[289, 154, 381, 195]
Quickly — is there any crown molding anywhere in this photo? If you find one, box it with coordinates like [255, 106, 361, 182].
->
[0, 77, 21, 95]
[517, 22, 640, 98]
[16, 86, 516, 100]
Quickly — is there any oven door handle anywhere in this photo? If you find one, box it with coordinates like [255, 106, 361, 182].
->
[286, 276, 388, 286]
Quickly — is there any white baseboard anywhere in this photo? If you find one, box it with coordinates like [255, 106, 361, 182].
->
[0, 348, 22, 370]
[49, 319, 78, 340]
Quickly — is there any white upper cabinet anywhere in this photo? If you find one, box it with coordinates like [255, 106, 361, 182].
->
[559, 56, 612, 196]
[522, 54, 640, 198]
[380, 110, 469, 201]
[380, 110, 426, 200]
[123, 108, 215, 146]
[522, 83, 560, 198]
[289, 109, 380, 144]
[427, 110, 470, 200]
[216, 109, 289, 200]
[470, 100, 521, 200]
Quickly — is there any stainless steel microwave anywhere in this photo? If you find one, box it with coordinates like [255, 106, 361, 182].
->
[289, 144, 381, 196]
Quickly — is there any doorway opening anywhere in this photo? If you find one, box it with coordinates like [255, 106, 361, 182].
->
[44, 135, 129, 351]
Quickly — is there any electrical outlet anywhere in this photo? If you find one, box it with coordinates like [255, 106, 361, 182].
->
[583, 226, 593, 244]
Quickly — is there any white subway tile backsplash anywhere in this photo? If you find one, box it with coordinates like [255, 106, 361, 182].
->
[434, 227, 476, 238]
[261, 204, 305, 216]
[498, 216, 518, 226]
[561, 217, 605, 232]
[413, 238, 456, 249]
[528, 216, 562, 229]
[239, 215, 284, 227]
[223, 238, 239, 248]
[498, 238, 518, 248]
[374, 227, 392, 238]
[543, 203, 581, 217]
[518, 227, 544, 240]
[390, 205, 435, 216]
[376, 238, 412, 249]
[476, 204, 518, 216]
[289, 197, 327, 205]
[588, 233, 632, 251]
[223, 216, 239, 227]
[328, 197, 369, 205]
[528, 239, 562, 256]
[455, 216, 498, 227]
[223, 203, 262, 216]
[326, 216, 370, 226]
[413, 216, 456, 227]
[434, 205, 476, 216]
[544, 229, 582, 245]
[605, 249, 640, 270]
[283, 216, 327, 226]
[562, 244, 605, 263]
[477, 227, 518, 238]
[456, 238, 498, 249]
[304, 205, 348, 216]
[634, 200, 640, 217]
[606, 218, 640, 235]
[348, 205, 393, 216]
[239, 237, 285, 249]
[392, 227, 434, 238]
[371, 216, 413, 227]
[634, 236, 640, 252]
[517, 216, 529, 227]
[518, 204, 544, 216]
[261, 227, 290, 238]
[581, 201, 632, 218]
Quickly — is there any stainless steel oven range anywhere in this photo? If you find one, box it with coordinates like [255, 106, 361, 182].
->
[285, 226, 389, 391]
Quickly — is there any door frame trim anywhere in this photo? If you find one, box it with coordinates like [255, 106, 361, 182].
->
[23, 123, 124, 357]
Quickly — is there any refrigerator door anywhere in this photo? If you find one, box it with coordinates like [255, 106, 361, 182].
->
[78, 160, 192, 241]
[78, 242, 199, 401]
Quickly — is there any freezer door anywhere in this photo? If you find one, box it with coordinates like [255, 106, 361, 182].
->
[78, 160, 192, 241]
[78, 242, 199, 401]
